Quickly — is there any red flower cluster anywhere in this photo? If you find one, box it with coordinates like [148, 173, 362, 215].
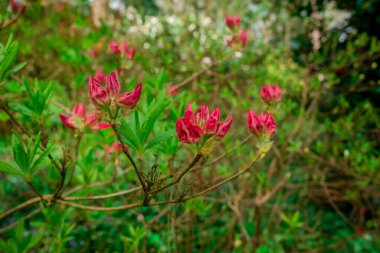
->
[176, 103, 232, 144]
[225, 16, 241, 30]
[225, 15, 248, 48]
[260, 85, 282, 104]
[59, 104, 110, 131]
[247, 110, 276, 138]
[109, 40, 136, 60]
[88, 71, 142, 110]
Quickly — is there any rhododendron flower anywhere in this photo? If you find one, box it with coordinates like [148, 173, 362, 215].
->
[238, 29, 248, 46]
[119, 41, 128, 52]
[214, 117, 233, 140]
[9, 0, 24, 12]
[176, 117, 204, 144]
[225, 15, 241, 29]
[109, 41, 120, 54]
[125, 46, 136, 60]
[105, 142, 127, 154]
[167, 84, 179, 96]
[109, 41, 136, 60]
[176, 103, 232, 144]
[227, 29, 248, 48]
[88, 71, 142, 111]
[260, 85, 282, 104]
[59, 104, 110, 131]
[247, 110, 276, 138]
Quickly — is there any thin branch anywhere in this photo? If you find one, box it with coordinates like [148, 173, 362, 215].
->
[0, 8, 24, 30]
[26, 181, 44, 204]
[54, 152, 262, 212]
[1, 105, 30, 136]
[64, 186, 141, 201]
[0, 196, 46, 221]
[0, 208, 43, 235]
[148, 153, 202, 195]
[111, 123, 147, 192]
[62, 134, 82, 190]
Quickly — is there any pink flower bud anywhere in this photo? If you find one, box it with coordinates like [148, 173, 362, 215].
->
[59, 104, 110, 131]
[225, 15, 241, 29]
[195, 105, 209, 129]
[215, 117, 233, 140]
[95, 71, 105, 83]
[117, 82, 142, 109]
[72, 104, 86, 119]
[85, 113, 96, 125]
[205, 107, 220, 134]
[175, 118, 203, 144]
[238, 29, 248, 46]
[90, 122, 111, 130]
[125, 46, 136, 60]
[106, 71, 121, 98]
[260, 85, 282, 104]
[167, 84, 179, 97]
[119, 41, 128, 52]
[106, 142, 127, 154]
[184, 103, 195, 120]
[88, 75, 109, 107]
[109, 41, 120, 54]
[247, 110, 276, 138]
[59, 114, 77, 129]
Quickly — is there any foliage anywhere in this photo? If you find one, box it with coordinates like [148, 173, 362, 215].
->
[0, 0, 379, 252]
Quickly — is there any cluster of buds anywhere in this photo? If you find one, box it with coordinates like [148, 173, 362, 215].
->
[109, 40, 136, 60]
[88, 71, 142, 119]
[225, 15, 248, 49]
[9, 0, 24, 12]
[247, 110, 276, 153]
[260, 85, 282, 105]
[59, 104, 110, 131]
[176, 103, 232, 155]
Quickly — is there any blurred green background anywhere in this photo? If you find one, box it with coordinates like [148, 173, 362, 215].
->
[0, 0, 379, 252]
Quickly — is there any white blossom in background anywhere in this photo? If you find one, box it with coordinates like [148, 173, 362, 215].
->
[323, 2, 351, 31]
[201, 57, 212, 66]
[109, 0, 125, 11]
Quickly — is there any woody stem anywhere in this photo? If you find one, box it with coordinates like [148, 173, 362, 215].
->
[111, 124, 147, 193]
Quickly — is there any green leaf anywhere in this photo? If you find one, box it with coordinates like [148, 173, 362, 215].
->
[29, 144, 53, 175]
[9, 61, 26, 73]
[120, 120, 139, 150]
[0, 161, 24, 176]
[15, 220, 24, 242]
[140, 93, 168, 144]
[134, 110, 141, 148]
[13, 143, 29, 171]
[27, 231, 43, 249]
[145, 130, 176, 150]
[29, 131, 42, 165]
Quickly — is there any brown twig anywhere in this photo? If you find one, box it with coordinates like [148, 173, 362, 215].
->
[148, 153, 202, 195]
[0, 208, 43, 235]
[111, 123, 147, 192]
